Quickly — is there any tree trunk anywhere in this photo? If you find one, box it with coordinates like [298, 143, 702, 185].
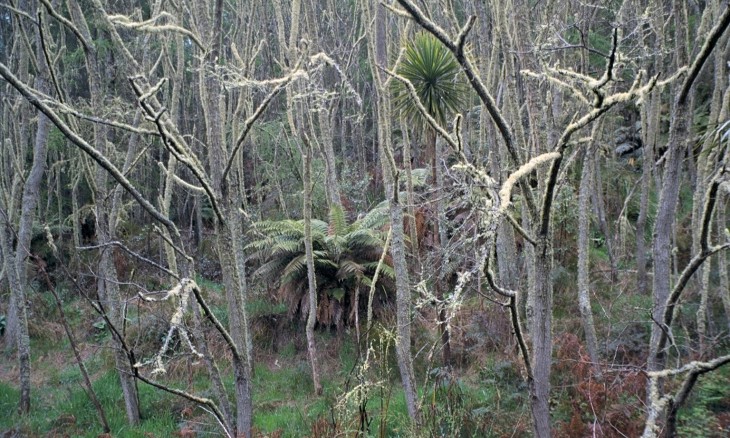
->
[5, 1, 54, 414]
[67, 0, 142, 423]
[530, 236, 553, 438]
[718, 194, 730, 333]
[401, 118, 420, 264]
[649, 1, 690, 376]
[0, 219, 31, 415]
[692, 18, 727, 355]
[577, 149, 601, 376]
[302, 142, 323, 395]
[195, 0, 255, 432]
[590, 155, 616, 276]
[363, 0, 419, 422]
[433, 131, 451, 367]
[636, 87, 659, 295]
[318, 103, 343, 210]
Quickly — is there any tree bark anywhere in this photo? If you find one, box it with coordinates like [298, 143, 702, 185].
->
[66, 0, 142, 423]
[692, 9, 728, 354]
[363, 0, 420, 422]
[302, 141, 323, 395]
[0, 216, 32, 415]
[4, 0, 55, 415]
[577, 148, 601, 376]
[649, 2, 691, 375]
[530, 236, 553, 438]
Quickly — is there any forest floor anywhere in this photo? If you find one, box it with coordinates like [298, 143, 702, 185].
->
[1, 280, 729, 437]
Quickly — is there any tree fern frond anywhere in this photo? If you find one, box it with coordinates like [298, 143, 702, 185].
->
[253, 256, 293, 284]
[337, 260, 365, 281]
[281, 255, 308, 286]
[362, 261, 395, 278]
[328, 205, 348, 236]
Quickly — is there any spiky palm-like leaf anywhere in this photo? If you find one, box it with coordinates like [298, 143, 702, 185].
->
[394, 32, 466, 127]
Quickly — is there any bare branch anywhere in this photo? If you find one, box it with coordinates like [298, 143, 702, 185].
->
[38, 0, 91, 50]
[455, 15, 476, 53]
[499, 152, 561, 215]
[157, 162, 206, 194]
[108, 12, 204, 50]
[644, 354, 730, 438]
[655, 173, 728, 358]
[0, 62, 178, 233]
[77, 240, 179, 280]
[51, 101, 159, 136]
[504, 213, 537, 246]
[222, 69, 299, 181]
[678, 4, 730, 104]
[128, 77, 225, 225]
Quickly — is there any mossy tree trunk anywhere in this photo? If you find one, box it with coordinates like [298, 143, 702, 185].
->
[302, 140, 323, 395]
[3, 0, 53, 415]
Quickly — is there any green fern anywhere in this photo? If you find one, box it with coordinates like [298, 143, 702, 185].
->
[246, 205, 394, 327]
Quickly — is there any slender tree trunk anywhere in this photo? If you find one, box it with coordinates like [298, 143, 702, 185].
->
[636, 87, 658, 295]
[590, 156, 616, 276]
[318, 103, 343, 210]
[5, 2, 54, 414]
[302, 142, 323, 395]
[67, 0, 142, 423]
[401, 119, 420, 264]
[718, 194, 730, 333]
[649, 1, 691, 375]
[577, 149, 601, 376]
[3, 0, 32, 355]
[433, 131, 451, 367]
[0, 217, 31, 415]
[363, 0, 419, 422]
[195, 0, 255, 432]
[692, 14, 727, 354]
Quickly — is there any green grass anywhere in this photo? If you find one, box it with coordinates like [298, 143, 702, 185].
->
[0, 291, 580, 438]
[0, 367, 179, 437]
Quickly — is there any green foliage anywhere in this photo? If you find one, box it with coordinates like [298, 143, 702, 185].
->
[394, 32, 466, 127]
[247, 205, 393, 327]
[252, 361, 334, 436]
[697, 118, 730, 161]
[677, 369, 730, 437]
[0, 365, 177, 437]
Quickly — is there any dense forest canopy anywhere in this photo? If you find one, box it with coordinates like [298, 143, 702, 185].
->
[1, 0, 730, 436]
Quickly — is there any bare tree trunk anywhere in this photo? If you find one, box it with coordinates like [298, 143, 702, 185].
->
[530, 235, 553, 438]
[636, 87, 658, 295]
[718, 194, 730, 333]
[3, 0, 31, 356]
[590, 156, 617, 276]
[66, 0, 142, 423]
[577, 148, 601, 376]
[3, 1, 55, 415]
[649, 2, 690, 375]
[195, 0, 255, 432]
[400, 118, 420, 263]
[0, 216, 31, 415]
[302, 141, 323, 395]
[636, 0, 666, 294]
[363, 0, 419, 422]
[692, 14, 728, 354]
[433, 131, 451, 367]
[318, 103, 343, 210]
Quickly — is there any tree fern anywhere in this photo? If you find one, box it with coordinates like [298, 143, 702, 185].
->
[246, 206, 395, 327]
